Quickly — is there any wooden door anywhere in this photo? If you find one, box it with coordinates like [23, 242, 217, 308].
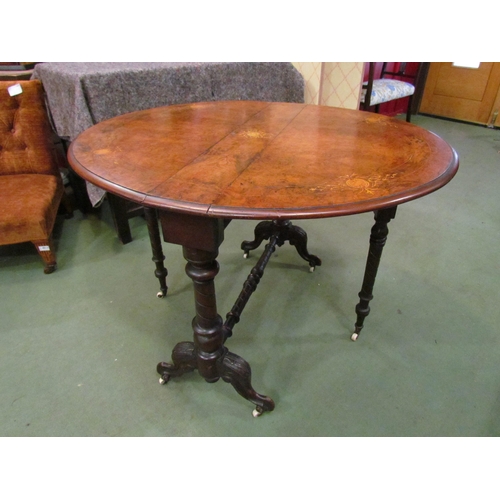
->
[420, 62, 500, 126]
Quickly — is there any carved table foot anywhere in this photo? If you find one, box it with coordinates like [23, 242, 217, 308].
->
[157, 341, 197, 383]
[157, 342, 274, 416]
[219, 349, 275, 416]
[242, 219, 322, 272]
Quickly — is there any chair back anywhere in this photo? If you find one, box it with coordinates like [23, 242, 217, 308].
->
[360, 63, 421, 122]
[380, 62, 415, 81]
[0, 80, 59, 177]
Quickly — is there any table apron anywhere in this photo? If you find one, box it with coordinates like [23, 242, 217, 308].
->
[159, 211, 226, 252]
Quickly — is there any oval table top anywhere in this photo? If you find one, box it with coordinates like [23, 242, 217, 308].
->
[68, 101, 459, 220]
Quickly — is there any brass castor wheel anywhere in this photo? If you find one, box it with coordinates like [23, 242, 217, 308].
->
[351, 332, 359, 341]
[157, 291, 165, 298]
[159, 374, 170, 385]
[243, 252, 249, 259]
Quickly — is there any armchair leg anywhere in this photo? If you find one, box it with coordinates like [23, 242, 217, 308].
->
[32, 239, 57, 274]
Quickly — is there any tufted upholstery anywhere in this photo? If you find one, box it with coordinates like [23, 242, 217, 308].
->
[0, 79, 64, 273]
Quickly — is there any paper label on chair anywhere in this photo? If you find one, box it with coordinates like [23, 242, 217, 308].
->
[8, 84, 23, 97]
[38, 245, 50, 252]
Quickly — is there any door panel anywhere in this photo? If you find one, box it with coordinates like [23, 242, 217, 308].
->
[434, 63, 491, 100]
[420, 62, 500, 125]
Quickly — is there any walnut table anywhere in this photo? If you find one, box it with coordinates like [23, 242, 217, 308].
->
[68, 101, 459, 416]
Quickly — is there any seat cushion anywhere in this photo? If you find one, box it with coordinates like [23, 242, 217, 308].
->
[0, 174, 63, 245]
[361, 79, 415, 106]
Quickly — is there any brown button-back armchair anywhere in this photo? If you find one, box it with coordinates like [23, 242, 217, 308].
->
[0, 80, 65, 273]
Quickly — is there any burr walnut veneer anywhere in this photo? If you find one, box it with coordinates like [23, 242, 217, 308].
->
[68, 101, 459, 416]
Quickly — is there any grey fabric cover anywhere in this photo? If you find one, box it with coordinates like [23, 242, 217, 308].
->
[33, 62, 304, 140]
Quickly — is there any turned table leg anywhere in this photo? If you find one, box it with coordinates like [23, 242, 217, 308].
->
[352, 206, 398, 341]
[144, 206, 168, 298]
[157, 246, 224, 383]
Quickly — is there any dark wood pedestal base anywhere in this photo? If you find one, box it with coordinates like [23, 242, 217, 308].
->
[156, 245, 275, 416]
[241, 219, 322, 272]
[156, 214, 277, 416]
